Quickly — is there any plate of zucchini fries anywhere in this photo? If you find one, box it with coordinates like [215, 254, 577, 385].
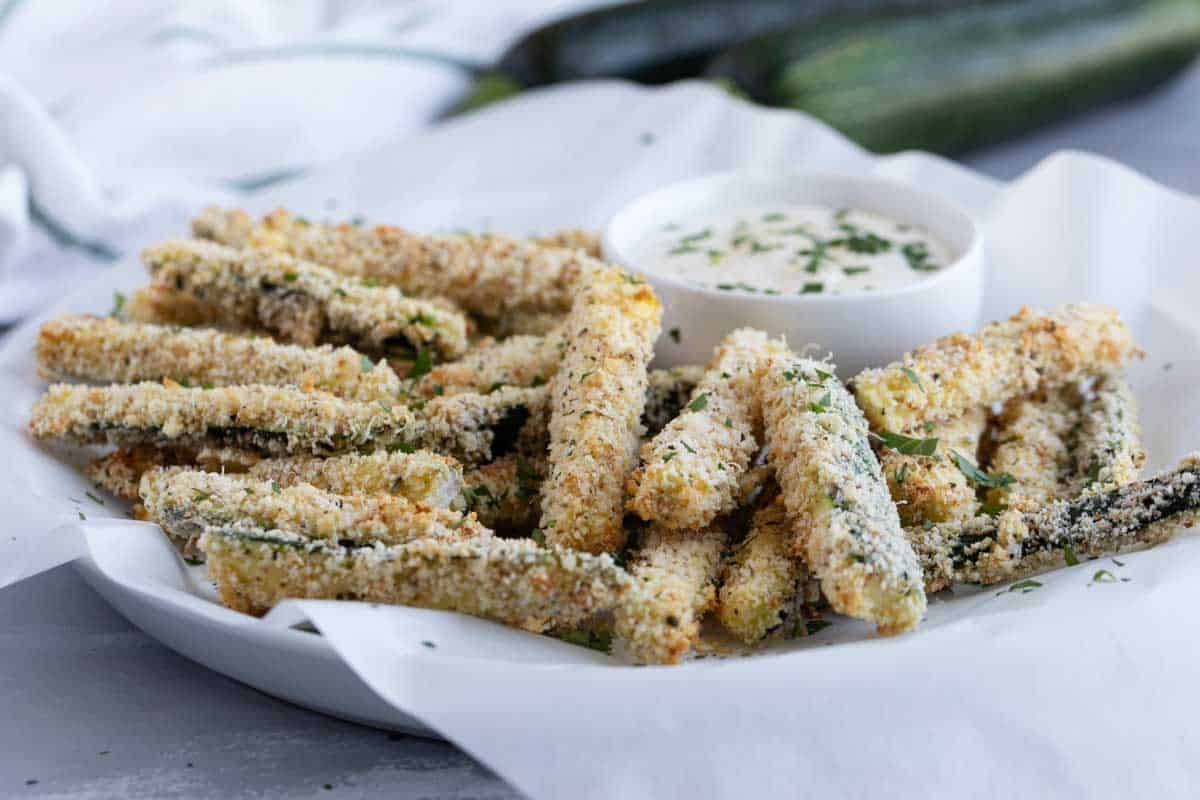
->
[19, 203, 1200, 670]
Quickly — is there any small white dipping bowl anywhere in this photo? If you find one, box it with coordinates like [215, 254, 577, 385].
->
[603, 171, 984, 375]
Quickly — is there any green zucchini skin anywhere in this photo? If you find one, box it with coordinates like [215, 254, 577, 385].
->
[706, 0, 1200, 155]
[495, 0, 966, 87]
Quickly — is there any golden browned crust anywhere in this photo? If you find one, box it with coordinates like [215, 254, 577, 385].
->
[540, 268, 662, 554]
[142, 238, 469, 358]
[854, 304, 1138, 431]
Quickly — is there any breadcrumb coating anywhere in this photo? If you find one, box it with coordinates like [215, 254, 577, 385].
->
[247, 450, 463, 509]
[541, 268, 662, 554]
[415, 334, 559, 398]
[986, 386, 1081, 511]
[629, 329, 785, 530]
[30, 382, 420, 456]
[880, 407, 988, 526]
[36, 315, 401, 403]
[202, 526, 632, 631]
[912, 455, 1200, 591]
[614, 525, 727, 665]
[532, 228, 602, 258]
[717, 495, 807, 644]
[86, 446, 186, 501]
[141, 469, 487, 559]
[762, 355, 926, 635]
[193, 207, 599, 320]
[142, 238, 469, 359]
[854, 304, 1137, 431]
[458, 454, 545, 534]
[420, 386, 548, 464]
[1072, 376, 1145, 496]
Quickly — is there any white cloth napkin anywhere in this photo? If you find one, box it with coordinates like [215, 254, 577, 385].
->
[4, 80, 1200, 799]
[0, 0, 617, 321]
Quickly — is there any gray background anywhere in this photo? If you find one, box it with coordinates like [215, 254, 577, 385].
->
[4, 61, 1200, 798]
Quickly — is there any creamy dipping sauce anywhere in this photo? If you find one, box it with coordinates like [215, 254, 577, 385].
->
[637, 206, 954, 296]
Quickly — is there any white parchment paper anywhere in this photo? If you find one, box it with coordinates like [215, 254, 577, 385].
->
[3, 82, 1200, 798]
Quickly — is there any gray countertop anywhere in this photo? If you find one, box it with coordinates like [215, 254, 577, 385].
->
[3, 61, 1199, 799]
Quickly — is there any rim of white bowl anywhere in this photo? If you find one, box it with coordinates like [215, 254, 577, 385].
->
[602, 169, 983, 304]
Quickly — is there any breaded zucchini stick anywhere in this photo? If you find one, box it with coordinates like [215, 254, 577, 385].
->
[854, 304, 1137, 431]
[1071, 375, 1145, 496]
[421, 386, 548, 464]
[986, 386, 1080, 511]
[880, 407, 988, 526]
[36, 316, 401, 403]
[142, 238, 469, 359]
[140, 469, 486, 558]
[192, 207, 597, 320]
[629, 329, 784, 530]
[415, 334, 560, 398]
[614, 525, 727, 665]
[202, 526, 632, 631]
[86, 446, 187, 501]
[247, 450, 463, 509]
[30, 382, 420, 456]
[459, 455, 545, 534]
[540, 268, 662, 554]
[762, 355, 926, 635]
[913, 455, 1200, 591]
[717, 495, 808, 644]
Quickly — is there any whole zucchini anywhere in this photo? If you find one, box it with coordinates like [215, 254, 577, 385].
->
[497, 0, 968, 87]
[705, 0, 1200, 155]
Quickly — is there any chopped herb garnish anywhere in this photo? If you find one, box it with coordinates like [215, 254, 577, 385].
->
[799, 282, 824, 295]
[668, 327, 680, 344]
[804, 618, 832, 635]
[980, 501, 1008, 518]
[407, 347, 433, 380]
[85, 491, 104, 506]
[560, 629, 613, 653]
[900, 367, 925, 393]
[192, 490, 212, 502]
[283, 271, 299, 282]
[724, 417, 733, 428]
[951, 450, 1015, 489]
[271, 481, 282, 494]
[902, 241, 939, 271]
[1092, 569, 1118, 584]
[1112, 557, 1125, 567]
[842, 266, 870, 276]
[531, 529, 546, 546]
[762, 212, 786, 222]
[808, 392, 832, 413]
[421, 640, 437, 649]
[681, 441, 696, 455]
[109, 291, 127, 318]
[872, 430, 938, 456]
[830, 227, 891, 254]
[1063, 546, 1080, 566]
[680, 228, 712, 244]
[997, 579, 1042, 595]
[894, 463, 909, 485]
[687, 393, 709, 412]
[386, 441, 417, 454]
[662, 452, 676, 463]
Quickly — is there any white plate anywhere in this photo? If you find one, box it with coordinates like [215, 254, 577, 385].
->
[7, 81, 1200, 798]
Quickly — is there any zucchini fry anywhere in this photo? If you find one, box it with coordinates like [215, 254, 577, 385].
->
[30, 382, 420, 456]
[1072, 375, 1145, 496]
[986, 386, 1080, 511]
[629, 329, 785, 530]
[421, 386, 548, 464]
[717, 495, 808, 644]
[880, 407, 989, 526]
[913, 455, 1200, 591]
[415, 334, 560, 398]
[140, 469, 487, 558]
[36, 316, 401, 403]
[459, 454, 545, 534]
[193, 207, 597, 320]
[142, 238, 469, 359]
[202, 526, 632, 631]
[86, 446, 186, 501]
[614, 525, 728, 665]
[762, 355, 926, 635]
[540, 268, 662, 554]
[854, 304, 1137, 431]
[247, 450, 463, 509]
